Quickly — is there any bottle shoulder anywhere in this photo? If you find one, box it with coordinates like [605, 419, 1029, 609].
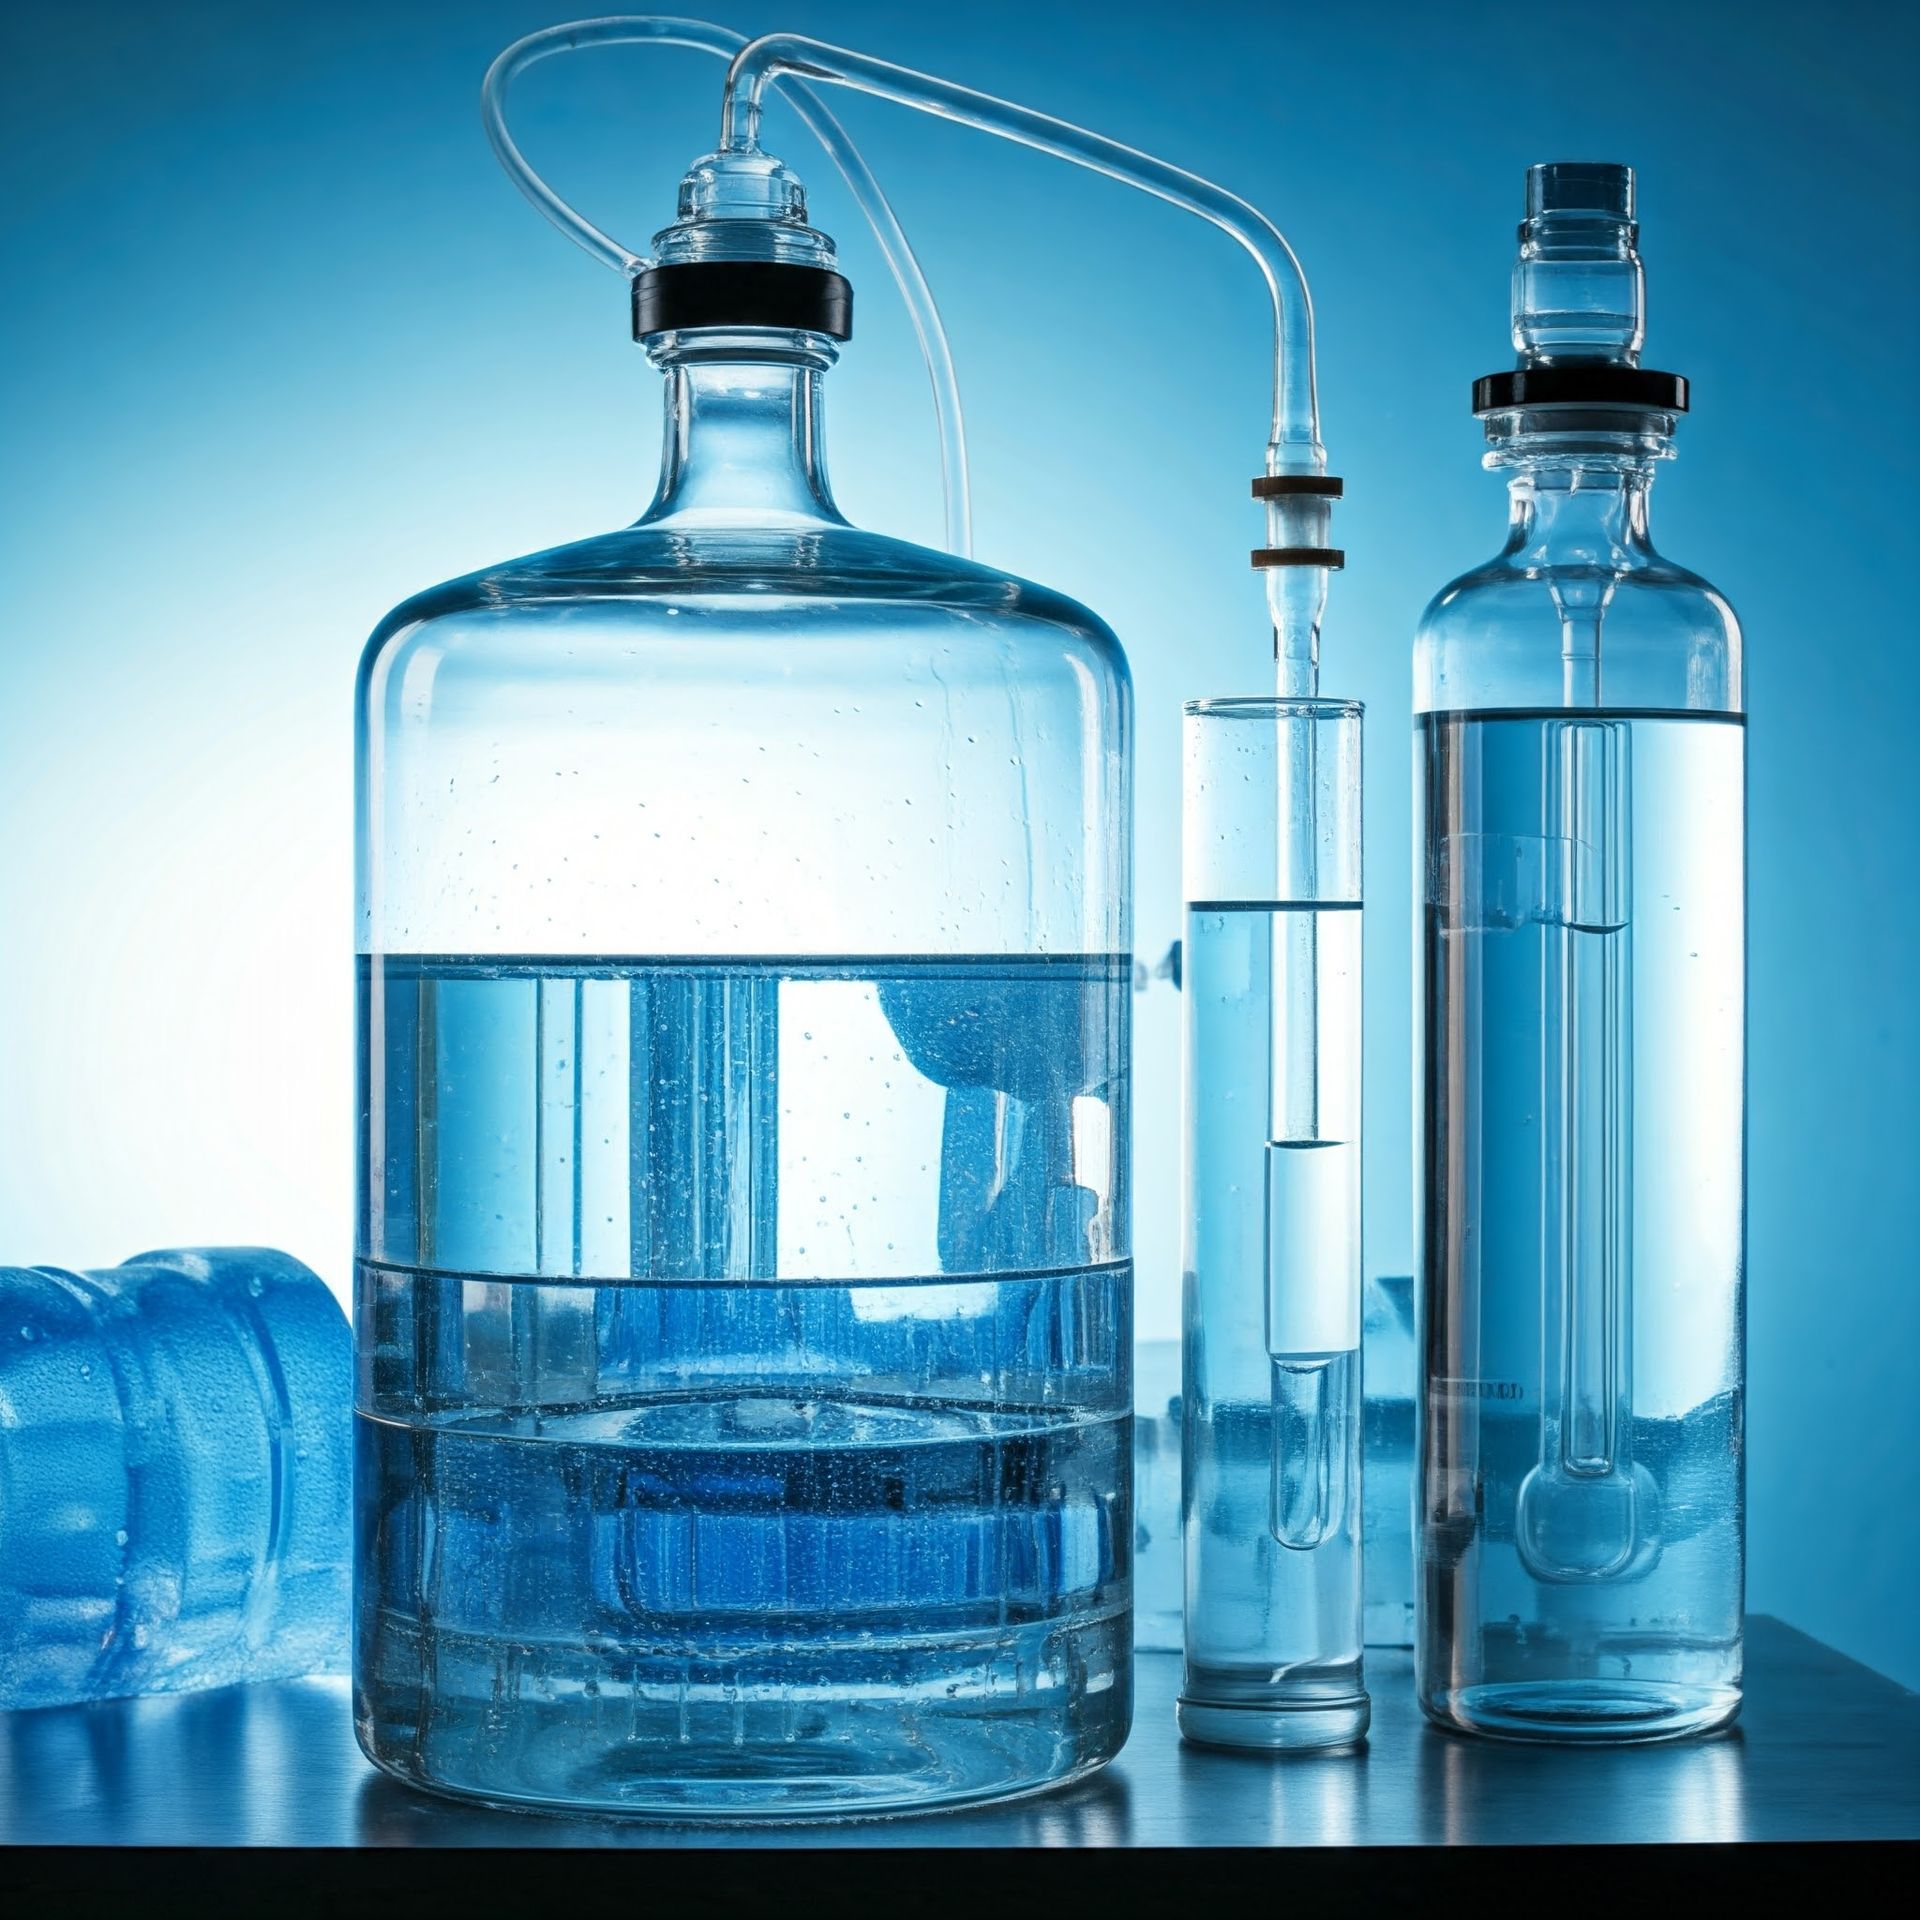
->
[360, 518, 1129, 677]
[1418, 546, 1741, 645]
[1415, 545, 1742, 714]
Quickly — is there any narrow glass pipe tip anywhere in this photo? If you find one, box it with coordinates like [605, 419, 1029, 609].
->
[1526, 161, 1634, 220]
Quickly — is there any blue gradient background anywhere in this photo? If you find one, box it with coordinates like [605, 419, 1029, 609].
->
[3, 0, 1914, 1685]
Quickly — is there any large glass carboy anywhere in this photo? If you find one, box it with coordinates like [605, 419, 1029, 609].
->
[1414, 163, 1744, 1743]
[354, 153, 1133, 1815]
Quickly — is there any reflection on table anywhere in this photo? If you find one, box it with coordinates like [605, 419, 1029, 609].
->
[1, 1620, 1912, 1849]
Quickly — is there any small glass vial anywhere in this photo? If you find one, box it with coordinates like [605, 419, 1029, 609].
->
[1178, 696, 1368, 1750]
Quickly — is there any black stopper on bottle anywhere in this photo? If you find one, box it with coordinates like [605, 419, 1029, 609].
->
[1472, 366, 1688, 414]
[632, 261, 854, 343]
[1250, 475, 1344, 499]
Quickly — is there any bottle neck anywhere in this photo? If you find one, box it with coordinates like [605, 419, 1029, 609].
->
[1500, 453, 1659, 566]
[641, 355, 842, 528]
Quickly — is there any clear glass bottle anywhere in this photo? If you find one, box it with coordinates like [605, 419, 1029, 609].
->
[353, 156, 1133, 1816]
[1414, 163, 1745, 1742]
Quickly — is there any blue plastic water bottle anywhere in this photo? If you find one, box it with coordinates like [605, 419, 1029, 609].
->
[0, 1248, 350, 1709]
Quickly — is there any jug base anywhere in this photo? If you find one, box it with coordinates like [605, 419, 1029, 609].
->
[1422, 1680, 1741, 1745]
[360, 1737, 1122, 1826]
[354, 1608, 1130, 1820]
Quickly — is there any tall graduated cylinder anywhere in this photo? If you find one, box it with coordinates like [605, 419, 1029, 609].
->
[1414, 162, 1745, 1743]
[1179, 697, 1368, 1749]
[353, 157, 1133, 1816]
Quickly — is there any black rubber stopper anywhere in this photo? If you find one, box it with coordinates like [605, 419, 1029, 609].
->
[1250, 475, 1344, 499]
[632, 261, 854, 342]
[1472, 366, 1688, 414]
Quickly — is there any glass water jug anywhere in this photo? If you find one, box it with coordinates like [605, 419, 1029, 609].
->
[353, 155, 1133, 1815]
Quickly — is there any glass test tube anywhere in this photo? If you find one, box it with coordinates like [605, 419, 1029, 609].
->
[1177, 696, 1369, 1750]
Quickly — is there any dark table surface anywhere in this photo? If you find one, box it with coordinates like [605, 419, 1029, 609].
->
[2, 1615, 1914, 1850]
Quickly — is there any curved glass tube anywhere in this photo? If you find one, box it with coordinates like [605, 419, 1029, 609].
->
[717, 31, 1333, 686]
[720, 33, 1322, 472]
[480, 16, 972, 556]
